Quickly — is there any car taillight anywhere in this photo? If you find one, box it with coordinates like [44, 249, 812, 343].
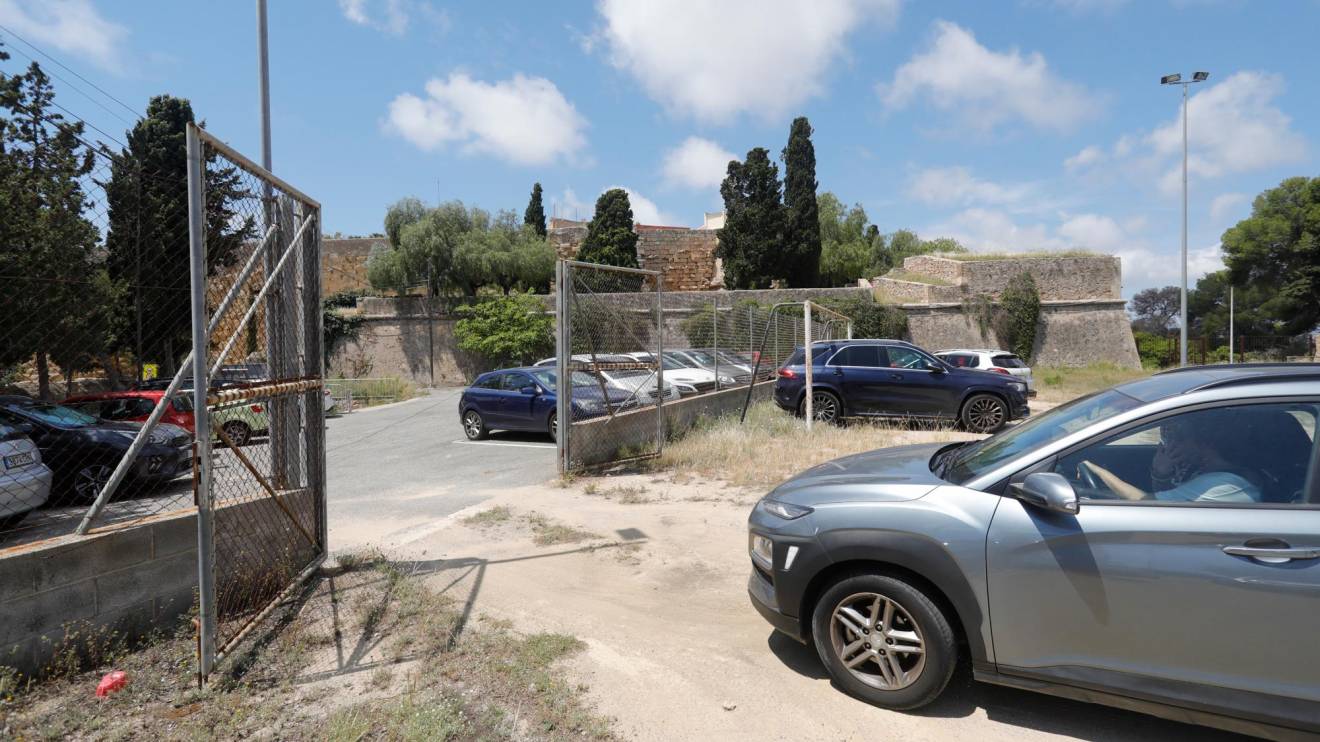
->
[989, 367, 1010, 375]
[250, 404, 263, 412]
[777, 368, 797, 379]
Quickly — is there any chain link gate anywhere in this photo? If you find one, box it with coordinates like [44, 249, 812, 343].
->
[555, 260, 663, 473]
[186, 124, 326, 681]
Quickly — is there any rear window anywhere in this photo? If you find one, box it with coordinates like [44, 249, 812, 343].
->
[829, 345, 883, 367]
[784, 345, 834, 366]
[991, 354, 1026, 369]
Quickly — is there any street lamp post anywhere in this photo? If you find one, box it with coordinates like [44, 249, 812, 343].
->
[1161, 71, 1209, 367]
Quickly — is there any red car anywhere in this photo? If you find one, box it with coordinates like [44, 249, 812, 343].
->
[63, 390, 196, 434]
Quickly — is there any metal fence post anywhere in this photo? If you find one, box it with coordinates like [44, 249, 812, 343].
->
[712, 296, 720, 391]
[555, 260, 570, 474]
[804, 301, 813, 431]
[186, 124, 216, 683]
[654, 274, 664, 454]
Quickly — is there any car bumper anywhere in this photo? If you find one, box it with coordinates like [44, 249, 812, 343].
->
[135, 447, 193, 481]
[0, 465, 53, 516]
[748, 571, 805, 642]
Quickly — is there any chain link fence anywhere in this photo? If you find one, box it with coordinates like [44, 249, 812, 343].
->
[555, 259, 852, 472]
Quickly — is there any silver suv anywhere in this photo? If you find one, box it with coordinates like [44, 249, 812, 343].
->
[748, 364, 1320, 739]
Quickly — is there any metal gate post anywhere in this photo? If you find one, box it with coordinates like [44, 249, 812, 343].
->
[712, 296, 719, 391]
[555, 261, 570, 474]
[654, 274, 664, 456]
[804, 301, 813, 432]
[186, 124, 216, 682]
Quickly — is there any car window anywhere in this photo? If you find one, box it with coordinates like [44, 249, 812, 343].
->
[829, 345, 882, 367]
[941, 353, 975, 368]
[4, 401, 98, 428]
[473, 373, 504, 390]
[942, 389, 1143, 485]
[992, 354, 1026, 369]
[501, 373, 531, 391]
[171, 394, 195, 412]
[66, 400, 104, 416]
[885, 347, 928, 369]
[1054, 402, 1320, 505]
[784, 345, 833, 366]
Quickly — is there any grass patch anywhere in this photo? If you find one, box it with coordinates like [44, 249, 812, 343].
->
[526, 513, 599, 546]
[883, 269, 953, 286]
[656, 401, 975, 488]
[940, 250, 1099, 261]
[326, 376, 421, 409]
[462, 506, 513, 526]
[0, 557, 615, 741]
[1034, 363, 1151, 403]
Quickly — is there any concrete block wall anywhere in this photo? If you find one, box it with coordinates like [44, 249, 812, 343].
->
[904, 300, 1140, 368]
[872, 277, 963, 304]
[0, 510, 198, 678]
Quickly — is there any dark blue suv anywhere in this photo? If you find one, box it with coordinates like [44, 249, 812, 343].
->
[772, 339, 1029, 433]
[460, 366, 635, 442]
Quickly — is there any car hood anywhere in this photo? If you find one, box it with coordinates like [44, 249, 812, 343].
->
[766, 442, 949, 506]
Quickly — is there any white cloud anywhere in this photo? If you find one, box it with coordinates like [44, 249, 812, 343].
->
[1209, 192, 1249, 224]
[0, 0, 127, 72]
[386, 73, 588, 166]
[553, 188, 590, 222]
[907, 167, 1032, 208]
[879, 20, 1102, 133]
[1064, 145, 1104, 171]
[339, 0, 448, 36]
[926, 208, 1065, 253]
[609, 186, 679, 226]
[661, 137, 736, 190]
[1147, 72, 1307, 195]
[596, 0, 899, 123]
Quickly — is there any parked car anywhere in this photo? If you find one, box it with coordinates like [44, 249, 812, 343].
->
[624, 352, 731, 394]
[0, 396, 193, 503]
[459, 367, 637, 442]
[63, 390, 270, 446]
[533, 356, 687, 402]
[666, 349, 755, 384]
[772, 339, 1029, 433]
[0, 421, 53, 530]
[935, 348, 1035, 395]
[748, 364, 1320, 739]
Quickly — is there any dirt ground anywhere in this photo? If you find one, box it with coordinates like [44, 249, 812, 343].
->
[362, 458, 1245, 742]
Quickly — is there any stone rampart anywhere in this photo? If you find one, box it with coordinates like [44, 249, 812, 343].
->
[899, 254, 1122, 301]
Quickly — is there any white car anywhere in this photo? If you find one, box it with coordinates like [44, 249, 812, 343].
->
[934, 348, 1035, 393]
[624, 352, 734, 394]
[0, 422, 53, 531]
[533, 356, 689, 402]
[666, 349, 756, 384]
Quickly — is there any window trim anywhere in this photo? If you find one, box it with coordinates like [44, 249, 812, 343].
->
[1009, 396, 1320, 510]
[824, 344, 884, 369]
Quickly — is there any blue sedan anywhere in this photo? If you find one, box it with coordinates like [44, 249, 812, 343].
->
[459, 367, 634, 442]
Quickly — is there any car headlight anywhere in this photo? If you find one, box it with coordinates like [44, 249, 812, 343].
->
[750, 534, 774, 569]
[719, 375, 736, 385]
[758, 499, 813, 520]
[577, 399, 604, 412]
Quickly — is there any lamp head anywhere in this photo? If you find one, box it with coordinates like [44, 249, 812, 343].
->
[1192, 71, 1209, 82]
[1160, 73, 1182, 85]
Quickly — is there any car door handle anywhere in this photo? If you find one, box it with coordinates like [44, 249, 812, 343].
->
[889, 373, 903, 381]
[1223, 545, 1320, 561]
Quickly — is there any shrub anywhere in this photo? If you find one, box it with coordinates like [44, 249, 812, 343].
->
[454, 293, 554, 368]
[994, 272, 1041, 361]
[323, 291, 365, 364]
[816, 296, 908, 340]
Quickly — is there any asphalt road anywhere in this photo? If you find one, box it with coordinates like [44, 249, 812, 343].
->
[326, 388, 556, 550]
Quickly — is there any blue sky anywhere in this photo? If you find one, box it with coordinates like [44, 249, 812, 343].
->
[1, 0, 1317, 297]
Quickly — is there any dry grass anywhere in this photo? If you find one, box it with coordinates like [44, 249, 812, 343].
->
[526, 513, 600, 546]
[656, 402, 976, 488]
[884, 269, 953, 286]
[1034, 363, 1151, 404]
[0, 553, 615, 741]
[461, 505, 513, 526]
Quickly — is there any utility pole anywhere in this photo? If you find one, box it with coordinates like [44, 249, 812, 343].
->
[1228, 285, 1234, 363]
[257, 0, 272, 173]
[1160, 71, 1209, 367]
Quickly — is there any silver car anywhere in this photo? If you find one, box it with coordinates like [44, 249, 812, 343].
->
[748, 364, 1320, 739]
[0, 421, 53, 530]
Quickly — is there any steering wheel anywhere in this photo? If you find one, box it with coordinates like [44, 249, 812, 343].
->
[1076, 460, 1103, 491]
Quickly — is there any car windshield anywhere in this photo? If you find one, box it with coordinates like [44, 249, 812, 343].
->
[664, 352, 697, 368]
[529, 369, 597, 388]
[940, 389, 1142, 485]
[7, 401, 99, 429]
[686, 350, 716, 365]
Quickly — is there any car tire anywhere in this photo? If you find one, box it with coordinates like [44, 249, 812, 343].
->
[70, 461, 115, 504]
[221, 420, 252, 447]
[960, 394, 1007, 434]
[799, 390, 843, 426]
[547, 411, 558, 443]
[811, 573, 957, 711]
[463, 409, 488, 441]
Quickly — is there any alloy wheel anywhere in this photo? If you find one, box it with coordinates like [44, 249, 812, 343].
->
[463, 411, 484, 440]
[223, 421, 251, 446]
[811, 392, 839, 423]
[829, 592, 926, 691]
[965, 397, 1005, 433]
[74, 464, 113, 501]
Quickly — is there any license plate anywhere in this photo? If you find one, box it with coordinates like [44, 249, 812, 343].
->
[4, 452, 35, 469]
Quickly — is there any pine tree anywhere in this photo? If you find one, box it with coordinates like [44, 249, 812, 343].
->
[576, 188, 638, 268]
[781, 116, 820, 287]
[716, 148, 785, 289]
[524, 182, 546, 237]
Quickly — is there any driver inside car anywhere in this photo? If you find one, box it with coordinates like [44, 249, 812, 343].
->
[1078, 416, 1262, 503]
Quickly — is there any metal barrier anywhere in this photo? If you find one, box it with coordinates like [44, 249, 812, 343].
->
[186, 124, 326, 681]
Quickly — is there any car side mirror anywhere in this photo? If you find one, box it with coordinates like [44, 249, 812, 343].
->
[1011, 472, 1079, 515]
[520, 385, 539, 396]
[926, 360, 946, 373]
[12, 422, 35, 435]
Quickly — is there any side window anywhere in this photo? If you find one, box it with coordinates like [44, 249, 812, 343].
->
[1054, 402, 1319, 506]
[943, 354, 973, 368]
[502, 373, 530, 391]
[830, 346, 881, 367]
[886, 347, 927, 370]
[171, 395, 195, 412]
[474, 373, 504, 390]
[127, 398, 155, 417]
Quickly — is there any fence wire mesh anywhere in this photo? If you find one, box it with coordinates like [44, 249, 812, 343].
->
[0, 72, 200, 547]
[556, 259, 852, 471]
[191, 126, 326, 672]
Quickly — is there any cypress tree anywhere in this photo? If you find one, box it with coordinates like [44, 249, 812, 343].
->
[717, 148, 784, 289]
[524, 181, 546, 237]
[576, 188, 638, 268]
[781, 116, 820, 287]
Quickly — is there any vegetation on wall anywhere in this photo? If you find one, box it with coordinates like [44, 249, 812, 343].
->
[322, 291, 365, 364]
[816, 296, 908, 340]
[995, 272, 1042, 361]
[961, 292, 996, 341]
[453, 294, 554, 368]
